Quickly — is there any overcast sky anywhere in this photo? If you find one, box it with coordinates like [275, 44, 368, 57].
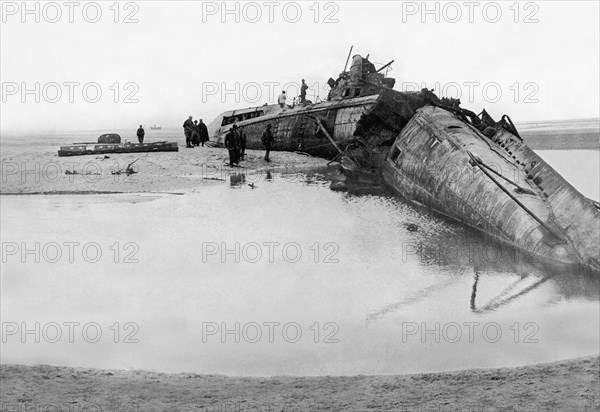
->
[1, 0, 598, 133]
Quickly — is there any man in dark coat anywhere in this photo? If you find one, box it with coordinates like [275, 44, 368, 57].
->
[136, 125, 145, 144]
[192, 120, 200, 146]
[300, 79, 308, 103]
[197, 119, 209, 146]
[238, 127, 247, 161]
[261, 124, 275, 162]
[183, 116, 194, 148]
[224, 124, 240, 167]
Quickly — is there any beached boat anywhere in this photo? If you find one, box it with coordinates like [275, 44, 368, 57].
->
[58, 134, 178, 157]
[150, 125, 162, 130]
[207, 50, 600, 272]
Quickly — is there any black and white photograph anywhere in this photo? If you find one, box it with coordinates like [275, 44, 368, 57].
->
[1, 1, 599, 410]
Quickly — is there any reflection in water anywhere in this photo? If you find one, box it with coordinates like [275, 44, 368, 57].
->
[229, 170, 289, 188]
[343, 173, 600, 320]
[366, 212, 600, 318]
[365, 229, 600, 320]
[367, 274, 459, 321]
[470, 272, 555, 313]
[229, 173, 246, 187]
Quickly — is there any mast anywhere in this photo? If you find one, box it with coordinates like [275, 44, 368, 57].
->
[376, 60, 395, 73]
[343, 45, 353, 73]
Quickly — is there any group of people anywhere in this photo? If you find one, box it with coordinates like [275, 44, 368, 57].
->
[182, 116, 209, 148]
[277, 79, 309, 109]
[224, 123, 275, 167]
[180, 82, 297, 165]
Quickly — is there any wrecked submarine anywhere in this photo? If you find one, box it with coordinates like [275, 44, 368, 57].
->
[207, 51, 600, 273]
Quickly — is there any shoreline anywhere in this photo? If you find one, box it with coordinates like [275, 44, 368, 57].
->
[1, 356, 598, 411]
[1, 128, 598, 195]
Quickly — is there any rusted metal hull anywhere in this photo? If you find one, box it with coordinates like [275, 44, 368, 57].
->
[381, 106, 600, 271]
[210, 96, 393, 157]
[210, 88, 428, 159]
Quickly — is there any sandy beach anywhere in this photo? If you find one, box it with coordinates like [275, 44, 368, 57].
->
[1, 356, 598, 411]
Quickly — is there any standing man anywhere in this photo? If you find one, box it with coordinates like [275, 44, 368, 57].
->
[277, 90, 287, 108]
[238, 126, 247, 161]
[192, 120, 200, 146]
[224, 124, 239, 167]
[183, 116, 194, 148]
[136, 125, 145, 144]
[261, 123, 275, 162]
[300, 79, 308, 103]
[197, 118, 209, 147]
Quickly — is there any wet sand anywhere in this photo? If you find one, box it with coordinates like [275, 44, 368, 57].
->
[1, 356, 598, 411]
[0, 146, 330, 194]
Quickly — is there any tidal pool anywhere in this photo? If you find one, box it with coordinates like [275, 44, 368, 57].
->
[1, 151, 599, 376]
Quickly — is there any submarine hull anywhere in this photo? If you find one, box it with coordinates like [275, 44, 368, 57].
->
[381, 106, 600, 271]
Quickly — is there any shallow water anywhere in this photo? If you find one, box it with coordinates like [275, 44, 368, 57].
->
[1, 151, 599, 376]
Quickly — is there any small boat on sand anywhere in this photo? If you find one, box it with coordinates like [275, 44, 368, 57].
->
[57, 133, 178, 157]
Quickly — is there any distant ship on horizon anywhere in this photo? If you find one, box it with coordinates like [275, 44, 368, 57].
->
[150, 125, 162, 130]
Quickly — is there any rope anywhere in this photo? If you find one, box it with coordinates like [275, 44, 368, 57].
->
[311, 116, 344, 156]
[474, 157, 536, 195]
[467, 150, 565, 242]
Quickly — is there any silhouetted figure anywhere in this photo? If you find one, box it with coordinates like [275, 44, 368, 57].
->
[238, 127, 247, 161]
[300, 79, 308, 103]
[136, 125, 145, 144]
[197, 118, 209, 146]
[192, 120, 200, 146]
[261, 124, 275, 162]
[225, 124, 240, 167]
[183, 116, 194, 148]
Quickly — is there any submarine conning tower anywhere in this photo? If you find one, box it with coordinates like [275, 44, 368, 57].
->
[327, 54, 396, 101]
